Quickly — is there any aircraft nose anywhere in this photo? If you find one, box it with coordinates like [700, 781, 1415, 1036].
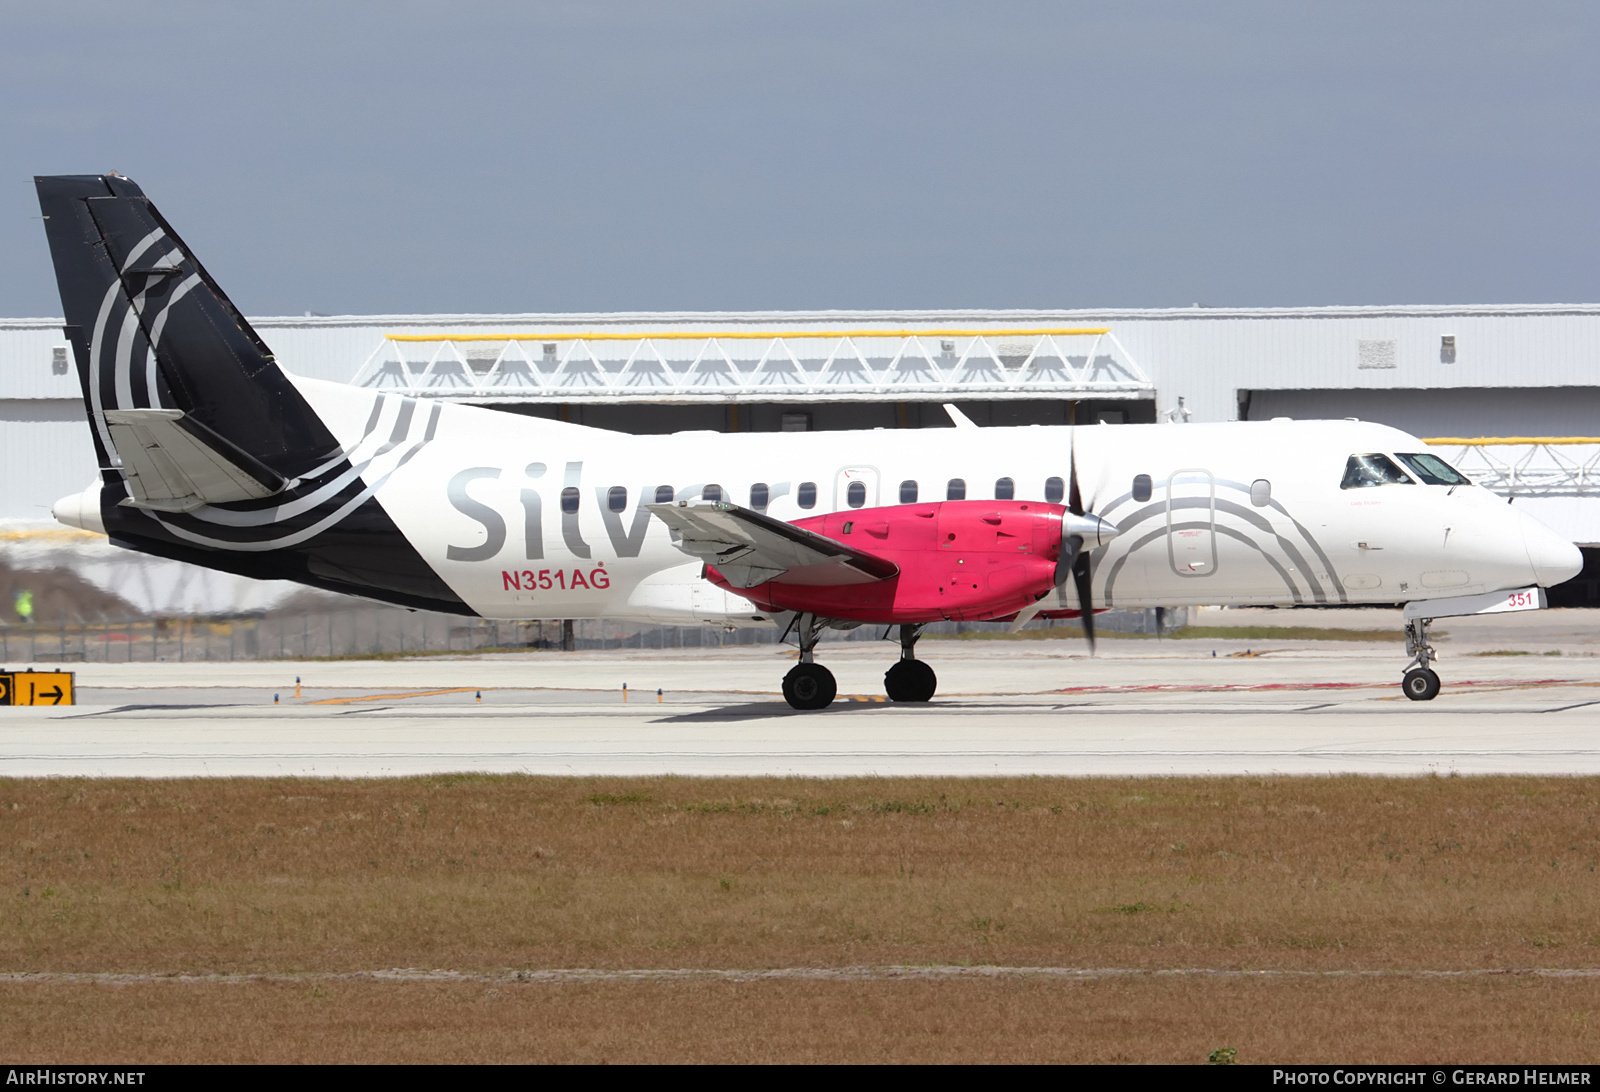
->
[1519, 510, 1583, 588]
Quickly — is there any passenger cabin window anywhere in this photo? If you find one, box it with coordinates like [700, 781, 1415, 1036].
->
[846, 481, 867, 508]
[560, 486, 580, 514]
[1340, 453, 1414, 489]
[797, 481, 817, 509]
[947, 478, 966, 501]
[994, 477, 1015, 500]
[607, 486, 628, 513]
[1395, 453, 1471, 486]
[1250, 479, 1271, 507]
[1044, 476, 1064, 504]
[1132, 474, 1152, 502]
[900, 480, 918, 504]
[654, 484, 673, 504]
[750, 482, 769, 509]
[702, 484, 724, 502]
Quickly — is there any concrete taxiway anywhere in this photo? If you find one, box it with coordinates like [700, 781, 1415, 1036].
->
[4, 626, 1600, 777]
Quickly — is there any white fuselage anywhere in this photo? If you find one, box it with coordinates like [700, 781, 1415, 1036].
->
[206, 375, 1584, 625]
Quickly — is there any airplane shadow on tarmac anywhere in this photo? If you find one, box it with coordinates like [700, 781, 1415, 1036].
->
[657, 700, 894, 723]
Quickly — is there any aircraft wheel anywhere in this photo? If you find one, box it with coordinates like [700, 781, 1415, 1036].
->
[783, 663, 837, 710]
[1401, 667, 1441, 702]
[884, 659, 937, 702]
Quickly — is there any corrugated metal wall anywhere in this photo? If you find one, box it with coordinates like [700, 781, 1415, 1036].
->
[0, 399, 95, 520]
[1245, 388, 1600, 439]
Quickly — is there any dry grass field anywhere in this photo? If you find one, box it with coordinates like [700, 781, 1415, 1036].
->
[3, 774, 1599, 1063]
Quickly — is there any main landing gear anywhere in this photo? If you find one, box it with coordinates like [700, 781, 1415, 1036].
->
[1402, 616, 1442, 701]
[782, 613, 837, 711]
[884, 624, 937, 703]
[779, 617, 940, 711]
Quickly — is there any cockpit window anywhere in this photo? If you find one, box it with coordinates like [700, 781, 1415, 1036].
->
[1340, 453, 1414, 489]
[1395, 452, 1471, 486]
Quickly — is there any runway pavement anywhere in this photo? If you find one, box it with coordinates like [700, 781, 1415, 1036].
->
[4, 639, 1600, 777]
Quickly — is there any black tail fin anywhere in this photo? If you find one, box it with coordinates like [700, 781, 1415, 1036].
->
[34, 174, 469, 615]
[35, 173, 339, 478]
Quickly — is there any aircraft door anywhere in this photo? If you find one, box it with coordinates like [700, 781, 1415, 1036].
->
[1166, 468, 1217, 577]
[834, 466, 880, 511]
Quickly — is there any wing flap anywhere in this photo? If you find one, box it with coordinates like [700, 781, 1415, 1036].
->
[647, 501, 898, 588]
[104, 408, 287, 513]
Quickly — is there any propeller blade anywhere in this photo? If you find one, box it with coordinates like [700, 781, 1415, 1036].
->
[1007, 597, 1046, 633]
[1062, 436, 1104, 651]
[1054, 532, 1083, 590]
[1073, 549, 1096, 653]
[1067, 429, 1084, 516]
[1011, 530, 1081, 634]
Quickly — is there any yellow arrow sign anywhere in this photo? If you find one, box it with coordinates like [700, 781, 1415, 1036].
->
[0, 671, 75, 706]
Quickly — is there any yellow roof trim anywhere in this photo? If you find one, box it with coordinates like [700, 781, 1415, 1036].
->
[386, 327, 1111, 343]
[1423, 437, 1600, 446]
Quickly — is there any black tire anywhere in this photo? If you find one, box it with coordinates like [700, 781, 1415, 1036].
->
[884, 659, 937, 702]
[783, 663, 837, 710]
[1402, 667, 1441, 702]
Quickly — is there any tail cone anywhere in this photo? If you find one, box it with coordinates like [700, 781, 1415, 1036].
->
[52, 480, 105, 534]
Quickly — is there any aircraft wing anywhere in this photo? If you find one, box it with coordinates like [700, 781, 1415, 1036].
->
[104, 408, 287, 513]
[646, 501, 899, 589]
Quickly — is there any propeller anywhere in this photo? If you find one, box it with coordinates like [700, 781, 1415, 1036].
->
[1009, 430, 1120, 642]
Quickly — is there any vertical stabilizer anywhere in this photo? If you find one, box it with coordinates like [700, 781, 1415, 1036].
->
[34, 174, 469, 614]
[35, 173, 340, 478]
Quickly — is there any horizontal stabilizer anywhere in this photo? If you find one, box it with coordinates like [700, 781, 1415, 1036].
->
[104, 408, 286, 513]
[647, 501, 899, 588]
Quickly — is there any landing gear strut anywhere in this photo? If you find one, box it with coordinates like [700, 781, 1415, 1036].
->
[1402, 616, 1442, 701]
[782, 613, 837, 711]
[884, 624, 937, 702]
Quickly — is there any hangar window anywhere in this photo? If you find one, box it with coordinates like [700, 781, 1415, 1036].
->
[900, 480, 918, 503]
[1250, 479, 1271, 507]
[1044, 476, 1064, 504]
[560, 487, 580, 514]
[846, 481, 867, 508]
[702, 484, 724, 502]
[1340, 454, 1414, 489]
[797, 481, 817, 509]
[654, 484, 673, 504]
[1395, 453, 1471, 486]
[1132, 474, 1152, 502]
[947, 478, 966, 501]
[607, 486, 628, 513]
[994, 477, 1015, 500]
[750, 482, 769, 508]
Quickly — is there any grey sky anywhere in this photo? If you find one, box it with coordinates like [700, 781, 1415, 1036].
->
[4, 1, 1599, 316]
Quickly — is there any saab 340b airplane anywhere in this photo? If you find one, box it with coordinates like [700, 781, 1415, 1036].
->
[34, 173, 1584, 708]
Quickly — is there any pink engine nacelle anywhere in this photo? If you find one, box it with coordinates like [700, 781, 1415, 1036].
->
[705, 499, 1072, 624]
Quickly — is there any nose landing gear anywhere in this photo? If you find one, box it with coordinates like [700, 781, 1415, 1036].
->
[1402, 616, 1441, 701]
[782, 613, 837, 710]
[884, 624, 937, 702]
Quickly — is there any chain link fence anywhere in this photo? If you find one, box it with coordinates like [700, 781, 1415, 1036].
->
[0, 606, 1187, 664]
